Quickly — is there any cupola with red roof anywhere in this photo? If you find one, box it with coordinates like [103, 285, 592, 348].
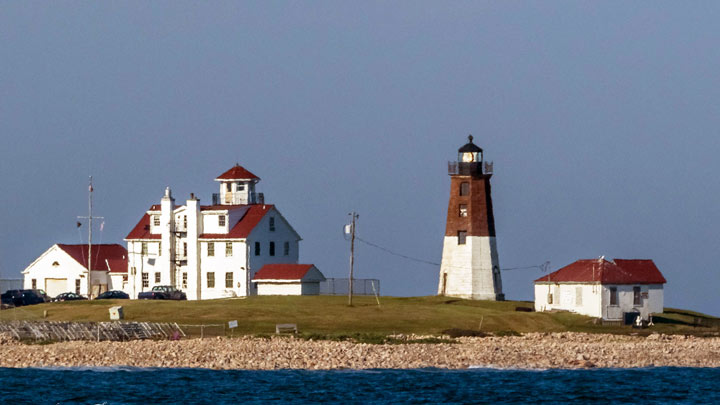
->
[214, 164, 261, 205]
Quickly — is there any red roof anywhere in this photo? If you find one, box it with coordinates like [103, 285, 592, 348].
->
[200, 204, 274, 239]
[216, 164, 259, 181]
[125, 213, 161, 240]
[252, 264, 315, 280]
[535, 259, 667, 285]
[57, 244, 128, 273]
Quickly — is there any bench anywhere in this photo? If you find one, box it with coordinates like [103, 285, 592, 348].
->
[275, 323, 298, 334]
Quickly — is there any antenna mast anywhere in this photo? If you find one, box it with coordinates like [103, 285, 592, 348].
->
[78, 177, 103, 298]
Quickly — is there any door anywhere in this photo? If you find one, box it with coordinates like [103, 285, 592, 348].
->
[45, 278, 67, 298]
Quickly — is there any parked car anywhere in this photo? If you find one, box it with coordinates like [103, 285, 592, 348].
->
[138, 285, 187, 300]
[95, 290, 130, 300]
[1, 289, 49, 308]
[52, 292, 88, 302]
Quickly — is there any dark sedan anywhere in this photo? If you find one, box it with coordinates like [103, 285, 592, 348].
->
[95, 290, 130, 300]
[1, 289, 49, 308]
[138, 285, 187, 300]
[52, 292, 88, 302]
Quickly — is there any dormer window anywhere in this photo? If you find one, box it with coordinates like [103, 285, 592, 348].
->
[219, 215, 226, 227]
[153, 216, 160, 227]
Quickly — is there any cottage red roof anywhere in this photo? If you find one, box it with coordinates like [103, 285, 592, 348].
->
[200, 204, 274, 239]
[125, 213, 161, 240]
[216, 165, 259, 181]
[535, 259, 667, 285]
[57, 244, 128, 273]
[252, 264, 315, 280]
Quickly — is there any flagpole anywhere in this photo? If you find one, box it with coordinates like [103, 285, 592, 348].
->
[88, 176, 93, 298]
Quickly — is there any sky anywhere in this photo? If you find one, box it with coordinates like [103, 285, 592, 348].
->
[1, 1, 719, 316]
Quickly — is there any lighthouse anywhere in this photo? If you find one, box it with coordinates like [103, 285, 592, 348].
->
[438, 136, 504, 300]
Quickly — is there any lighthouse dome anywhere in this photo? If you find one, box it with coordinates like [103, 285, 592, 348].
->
[458, 135, 483, 153]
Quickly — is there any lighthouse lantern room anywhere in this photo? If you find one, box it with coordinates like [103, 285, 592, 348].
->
[438, 135, 504, 301]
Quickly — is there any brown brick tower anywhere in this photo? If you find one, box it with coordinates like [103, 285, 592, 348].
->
[438, 136, 504, 300]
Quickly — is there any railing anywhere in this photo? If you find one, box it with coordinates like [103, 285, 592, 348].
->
[448, 161, 493, 176]
[212, 192, 264, 206]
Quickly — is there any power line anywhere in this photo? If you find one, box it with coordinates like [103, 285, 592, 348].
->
[355, 236, 550, 272]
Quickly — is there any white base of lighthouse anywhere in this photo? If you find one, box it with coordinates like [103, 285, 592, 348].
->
[438, 236, 504, 300]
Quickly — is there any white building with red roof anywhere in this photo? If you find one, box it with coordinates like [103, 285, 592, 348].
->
[252, 264, 326, 295]
[124, 164, 319, 300]
[534, 258, 667, 321]
[22, 244, 128, 298]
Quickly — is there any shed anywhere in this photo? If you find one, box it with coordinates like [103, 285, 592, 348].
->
[252, 264, 326, 296]
[534, 258, 667, 321]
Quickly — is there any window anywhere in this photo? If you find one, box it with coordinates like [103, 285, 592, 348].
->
[225, 272, 233, 288]
[52, 261, 59, 267]
[141, 242, 148, 255]
[460, 182, 470, 196]
[459, 204, 468, 217]
[255, 242, 261, 256]
[457, 231, 467, 245]
[269, 217, 276, 231]
[207, 272, 215, 288]
[269, 241, 276, 256]
[183, 242, 188, 257]
[609, 287, 618, 306]
[575, 286, 583, 306]
[75, 279, 81, 294]
[633, 286, 642, 306]
[142, 273, 149, 288]
[158, 241, 162, 256]
[554, 286, 560, 304]
[183, 215, 187, 229]
[226, 183, 231, 192]
[284, 241, 290, 256]
[237, 183, 245, 191]
[31, 279, 37, 289]
[219, 215, 226, 226]
[207, 242, 215, 256]
[182, 273, 188, 289]
[225, 242, 233, 257]
[153, 215, 160, 226]
[155, 272, 161, 283]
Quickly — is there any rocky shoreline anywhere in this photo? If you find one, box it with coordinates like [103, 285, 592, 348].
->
[0, 332, 719, 370]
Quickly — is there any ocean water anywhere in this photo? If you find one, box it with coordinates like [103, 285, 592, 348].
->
[0, 367, 717, 404]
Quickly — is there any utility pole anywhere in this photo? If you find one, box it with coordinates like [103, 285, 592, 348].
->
[78, 177, 103, 299]
[348, 212, 358, 306]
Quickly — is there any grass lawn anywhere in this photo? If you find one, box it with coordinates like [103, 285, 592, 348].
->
[0, 295, 717, 337]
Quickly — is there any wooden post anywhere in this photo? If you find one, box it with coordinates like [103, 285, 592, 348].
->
[348, 212, 358, 306]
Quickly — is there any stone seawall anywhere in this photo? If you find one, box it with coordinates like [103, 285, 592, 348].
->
[1, 332, 719, 369]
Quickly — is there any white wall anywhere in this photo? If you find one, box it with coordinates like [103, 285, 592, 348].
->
[438, 235, 503, 300]
[22, 245, 97, 297]
[198, 239, 248, 299]
[534, 283, 603, 318]
[246, 208, 300, 296]
[256, 281, 303, 296]
[601, 284, 664, 321]
[535, 283, 664, 320]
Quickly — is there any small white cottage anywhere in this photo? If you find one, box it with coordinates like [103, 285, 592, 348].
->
[22, 244, 128, 298]
[534, 258, 666, 321]
[252, 264, 326, 296]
